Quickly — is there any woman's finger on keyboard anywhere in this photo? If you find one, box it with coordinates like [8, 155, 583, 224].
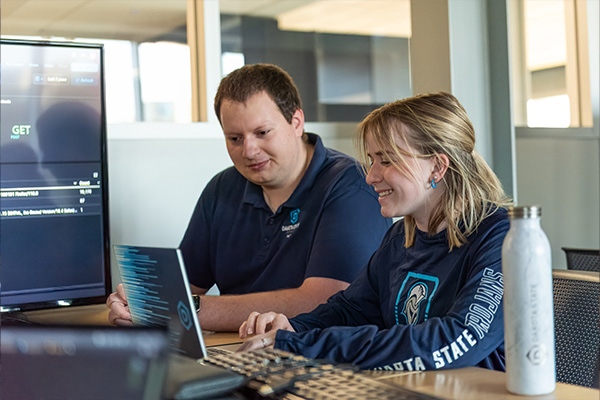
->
[237, 331, 277, 352]
[255, 312, 280, 334]
[239, 311, 261, 338]
[269, 314, 295, 333]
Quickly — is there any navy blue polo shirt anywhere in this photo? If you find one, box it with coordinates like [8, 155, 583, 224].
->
[180, 133, 391, 294]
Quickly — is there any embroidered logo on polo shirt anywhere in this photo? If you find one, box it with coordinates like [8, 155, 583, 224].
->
[395, 272, 439, 325]
[290, 208, 300, 223]
[281, 208, 301, 238]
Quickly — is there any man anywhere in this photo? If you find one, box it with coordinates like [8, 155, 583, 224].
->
[107, 64, 391, 331]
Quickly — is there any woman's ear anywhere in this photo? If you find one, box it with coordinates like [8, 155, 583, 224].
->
[432, 154, 450, 180]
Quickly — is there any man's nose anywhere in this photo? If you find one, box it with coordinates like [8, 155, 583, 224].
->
[242, 136, 260, 159]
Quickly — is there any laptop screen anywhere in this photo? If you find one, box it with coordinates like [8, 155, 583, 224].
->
[113, 245, 207, 359]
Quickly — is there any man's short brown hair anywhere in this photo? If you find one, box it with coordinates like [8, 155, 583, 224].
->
[214, 63, 302, 124]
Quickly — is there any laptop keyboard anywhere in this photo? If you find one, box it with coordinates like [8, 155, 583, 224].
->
[205, 347, 441, 399]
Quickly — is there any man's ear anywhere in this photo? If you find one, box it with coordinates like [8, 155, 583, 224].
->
[433, 154, 450, 179]
[291, 108, 304, 137]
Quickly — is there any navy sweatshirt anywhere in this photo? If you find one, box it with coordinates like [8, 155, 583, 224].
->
[275, 208, 509, 372]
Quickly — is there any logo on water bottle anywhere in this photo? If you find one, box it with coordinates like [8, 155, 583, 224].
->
[527, 344, 547, 365]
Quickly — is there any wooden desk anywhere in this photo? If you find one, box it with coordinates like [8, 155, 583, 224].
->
[199, 333, 598, 399]
[203, 331, 242, 347]
[373, 367, 599, 400]
[25, 303, 111, 325]
[24, 304, 244, 348]
[23, 308, 598, 399]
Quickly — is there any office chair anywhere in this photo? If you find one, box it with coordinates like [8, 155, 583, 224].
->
[561, 247, 600, 272]
[552, 269, 600, 388]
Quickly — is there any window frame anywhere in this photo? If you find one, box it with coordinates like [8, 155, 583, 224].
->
[509, 0, 596, 132]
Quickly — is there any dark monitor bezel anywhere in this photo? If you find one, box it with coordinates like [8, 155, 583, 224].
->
[0, 38, 111, 313]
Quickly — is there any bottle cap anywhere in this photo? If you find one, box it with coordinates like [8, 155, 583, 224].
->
[508, 205, 542, 218]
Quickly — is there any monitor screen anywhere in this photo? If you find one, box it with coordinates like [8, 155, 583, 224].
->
[0, 39, 111, 312]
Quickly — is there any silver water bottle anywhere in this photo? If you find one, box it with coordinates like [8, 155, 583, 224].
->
[502, 205, 556, 395]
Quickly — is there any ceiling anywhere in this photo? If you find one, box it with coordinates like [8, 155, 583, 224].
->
[1, 0, 190, 42]
[0, 0, 410, 42]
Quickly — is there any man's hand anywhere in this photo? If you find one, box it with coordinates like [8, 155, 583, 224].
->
[106, 283, 133, 326]
[239, 311, 294, 339]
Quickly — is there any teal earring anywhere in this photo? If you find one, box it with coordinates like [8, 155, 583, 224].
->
[431, 177, 437, 188]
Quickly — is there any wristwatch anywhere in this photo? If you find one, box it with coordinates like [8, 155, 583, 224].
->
[192, 294, 202, 313]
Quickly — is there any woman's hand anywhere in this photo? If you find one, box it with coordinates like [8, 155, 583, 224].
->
[106, 283, 133, 326]
[237, 330, 279, 352]
[239, 311, 295, 339]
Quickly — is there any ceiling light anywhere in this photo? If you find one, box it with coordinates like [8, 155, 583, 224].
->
[277, 0, 411, 37]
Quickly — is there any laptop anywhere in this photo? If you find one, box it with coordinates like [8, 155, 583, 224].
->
[113, 245, 245, 399]
[112, 246, 440, 400]
[0, 324, 170, 400]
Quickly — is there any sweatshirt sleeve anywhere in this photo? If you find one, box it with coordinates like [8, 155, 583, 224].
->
[277, 218, 507, 371]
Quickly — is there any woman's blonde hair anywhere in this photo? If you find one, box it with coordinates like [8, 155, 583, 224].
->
[356, 92, 512, 249]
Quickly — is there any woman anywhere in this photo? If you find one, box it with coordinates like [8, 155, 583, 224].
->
[238, 92, 512, 372]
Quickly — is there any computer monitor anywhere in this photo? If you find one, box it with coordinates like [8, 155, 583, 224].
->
[0, 39, 111, 314]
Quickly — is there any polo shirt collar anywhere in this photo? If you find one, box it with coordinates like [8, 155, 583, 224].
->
[242, 132, 326, 213]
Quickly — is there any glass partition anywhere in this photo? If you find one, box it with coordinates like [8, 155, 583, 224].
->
[219, 0, 412, 122]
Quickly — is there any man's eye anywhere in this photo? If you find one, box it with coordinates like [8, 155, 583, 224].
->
[227, 136, 240, 143]
[257, 130, 269, 136]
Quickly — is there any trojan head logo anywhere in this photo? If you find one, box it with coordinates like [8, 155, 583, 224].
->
[402, 283, 428, 324]
[395, 272, 439, 325]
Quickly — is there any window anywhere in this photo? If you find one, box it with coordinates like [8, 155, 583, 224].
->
[1, 0, 191, 124]
[510, 0, 593, 128]
[219, 0, 412, 122]
[138, 42, 192, 123]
